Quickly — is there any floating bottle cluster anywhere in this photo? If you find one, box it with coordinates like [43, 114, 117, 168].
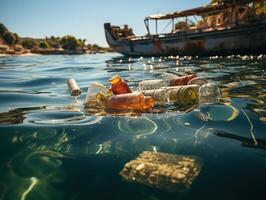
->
[67, 73, 220, 113]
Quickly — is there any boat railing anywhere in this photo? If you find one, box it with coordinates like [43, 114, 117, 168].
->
[116, 14, 266, 42]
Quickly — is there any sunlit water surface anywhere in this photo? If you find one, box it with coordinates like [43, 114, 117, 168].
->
[0, 53, 266, 200]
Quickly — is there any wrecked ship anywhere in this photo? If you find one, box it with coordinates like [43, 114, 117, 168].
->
[104, 0, 266, 56]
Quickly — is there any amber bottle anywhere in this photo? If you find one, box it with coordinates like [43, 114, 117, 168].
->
[109, 75, 132, 94]
[170, 74, 197, 86]
[97, 92, 154, 111]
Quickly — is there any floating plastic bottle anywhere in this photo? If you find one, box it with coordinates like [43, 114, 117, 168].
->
[109, 75, 132, 94]
[67, 79, 81, 96]
[97, 92, 154, 111]
[142, 89, 169, 106]
[141, 85, 199, 106]
[170, 74, 197, 86]
[84, 83, 111, 108]
[165, 85, 200, 106]
[188, 77, 208, 86]
[160, 72, 179, 82]
[138, 74, 197, 91]
[138, 79, 166, 91]
[199, 83, 220, 104]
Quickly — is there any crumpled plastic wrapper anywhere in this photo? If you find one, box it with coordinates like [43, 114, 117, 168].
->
[119, 151, 202, 192]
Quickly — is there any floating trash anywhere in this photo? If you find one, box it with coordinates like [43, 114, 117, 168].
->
[84, 82, 110, 108]
[188, 77, 208, 86]
[109, 74, 132, 94]
[199, 83, 220, 104]
[98, 92, 154, 112]
[120, 151, 202, 192]
[67, 79, 81, 96]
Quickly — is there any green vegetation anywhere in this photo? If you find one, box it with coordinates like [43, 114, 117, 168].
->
[0, 22, 110, 54]
[39, 41, 50, 49]
[21, 40, 37, 49]
[3, 31, 16, 45]
[0, 23, 8, 35]
[46, 36, 61, 48]
[60, 35, 81, 50]
[0, 23, 18, 45]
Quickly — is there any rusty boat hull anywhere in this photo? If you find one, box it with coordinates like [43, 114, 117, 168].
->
[104, 21, 266, 56]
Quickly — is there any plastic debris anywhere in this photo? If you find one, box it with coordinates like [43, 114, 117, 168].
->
[170, 74, 196, 86]
[165, 85, 200, 106]
[120, 151, 202, 192]
[84, 82, 111, 108]
[138, 79, 166, 91]
[138, 74, 198, 91]
[97, 92, 154, 112]
[188, 77, 208, 86]
[142, 89, 169, 105]
[67, 79, 81, 96]
[199, 83, 220, 104]
[109, 75, 132, 94]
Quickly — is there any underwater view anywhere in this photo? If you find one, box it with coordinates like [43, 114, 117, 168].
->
[0, 53, 266, 200]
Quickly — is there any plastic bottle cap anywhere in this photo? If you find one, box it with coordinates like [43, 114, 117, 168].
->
[109, 75, 121, 84]
[96, 92, 107, 101]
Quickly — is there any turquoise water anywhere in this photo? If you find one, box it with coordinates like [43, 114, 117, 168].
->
[0, 53, 266, 200]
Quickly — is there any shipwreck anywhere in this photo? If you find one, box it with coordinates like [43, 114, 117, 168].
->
[104, 0, 266, 56]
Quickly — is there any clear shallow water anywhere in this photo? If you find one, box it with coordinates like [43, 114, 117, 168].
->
[0, 53, 266, 200]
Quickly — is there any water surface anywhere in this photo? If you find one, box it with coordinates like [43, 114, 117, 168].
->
[0, 53, 266, 200]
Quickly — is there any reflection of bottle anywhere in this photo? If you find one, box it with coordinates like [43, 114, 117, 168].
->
[97, 92, 154, 111]
[67, 79, 82, 96]
[84, 83, 111, 108]
[188, 77, 208, 86]
[165, 85, 199, 106]
[142, 89, 169, 106]
[199, 83, 220, 104]
[109, 75, 132, 94]
[170, 74, 196, 86]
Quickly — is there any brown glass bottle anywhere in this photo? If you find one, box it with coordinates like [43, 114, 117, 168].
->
[109, 75, 132, 94]
[170, 74, 197, 86]
[98, 92, 154, 111]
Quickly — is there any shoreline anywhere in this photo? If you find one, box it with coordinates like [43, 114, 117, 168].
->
[0, 49, 113, 57]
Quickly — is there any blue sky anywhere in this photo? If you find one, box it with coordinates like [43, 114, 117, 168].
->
[0, 0, 210, 46]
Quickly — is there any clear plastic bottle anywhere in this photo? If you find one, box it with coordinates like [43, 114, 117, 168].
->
[97, 92, 154, 111]
[142, 89, 169, 106]
[188, 77, 208, 86]
[109, 75, 132, 94]
[138, 79, 166, 91]
[199, 83, 220, 104]
[138, 74, 197, 91]
[141, 85, 199, 106]
[165, 85, 200, 106]
[84, 83, 111, 108]
[160, 72, 179, 82]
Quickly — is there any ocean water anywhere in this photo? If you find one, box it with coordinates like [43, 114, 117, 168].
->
[0, 53, 265, 200]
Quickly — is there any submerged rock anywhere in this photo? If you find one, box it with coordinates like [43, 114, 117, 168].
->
[119, 151, 202, 193]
